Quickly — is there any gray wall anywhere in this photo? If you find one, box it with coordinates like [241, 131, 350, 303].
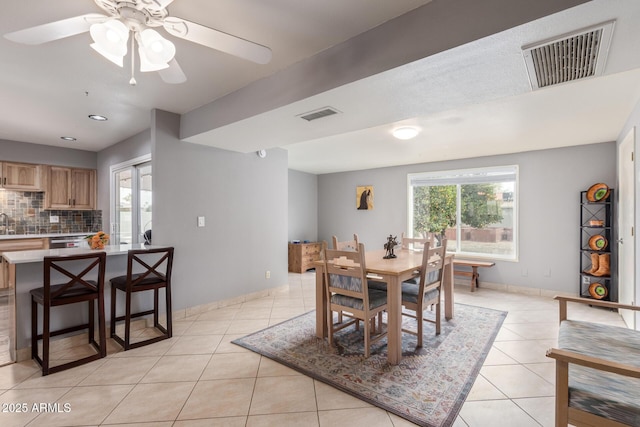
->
[96, 129, 152, 233]
[0, 138, 96, 168]
[288, 169, 318, 242]
[151, 110, 288, 311]
[318, 142, 616, 294]
[617, 97, 640, 325]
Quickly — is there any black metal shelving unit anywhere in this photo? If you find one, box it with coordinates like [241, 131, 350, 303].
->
[579, 189, 616, 301]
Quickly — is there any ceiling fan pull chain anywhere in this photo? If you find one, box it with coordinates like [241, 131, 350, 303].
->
[129, 32, 137, 86]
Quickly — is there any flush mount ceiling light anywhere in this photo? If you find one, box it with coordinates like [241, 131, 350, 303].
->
[89, 114, 108, 121]
[60, 136, 77, 141]
[392, 126, 420, 140]
[4, 0, 272, 85]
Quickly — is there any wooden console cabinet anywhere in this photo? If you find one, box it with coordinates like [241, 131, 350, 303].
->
[288, 242, 322, 273]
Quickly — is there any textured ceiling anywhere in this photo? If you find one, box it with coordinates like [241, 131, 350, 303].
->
[3, 0, 640, 174]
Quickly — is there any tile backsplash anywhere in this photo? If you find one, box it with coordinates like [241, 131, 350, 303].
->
[0, 191, 102, 235]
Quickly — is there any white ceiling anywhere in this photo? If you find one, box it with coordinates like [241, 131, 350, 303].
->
[2, 0, 640, 174]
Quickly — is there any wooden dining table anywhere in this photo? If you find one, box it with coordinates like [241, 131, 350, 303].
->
[314, 248, 454, 365]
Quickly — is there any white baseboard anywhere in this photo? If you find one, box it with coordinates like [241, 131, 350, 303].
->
[16, 283, 290, 362]
[454, 278, 574, 299]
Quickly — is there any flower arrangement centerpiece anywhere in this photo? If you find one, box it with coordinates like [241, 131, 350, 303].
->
[85, 231, 109, 249]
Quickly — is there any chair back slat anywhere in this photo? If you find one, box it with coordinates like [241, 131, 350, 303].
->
[44, 252, 106, 300]
[331, 234, 360, 251]
[419, 239, 448, 293]
[126, 247, 174, 289]
[401, 232, 432, 251]
[324, 242, 368, 301]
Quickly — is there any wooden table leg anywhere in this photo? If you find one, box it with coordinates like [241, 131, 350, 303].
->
[444, 259, 454, 320]
[315, 266, 327, 339]
[386, 275, 402, 365]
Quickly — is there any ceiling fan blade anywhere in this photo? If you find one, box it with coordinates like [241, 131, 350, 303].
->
[4, 13, 108, 45]
[163, 17, 272, 64]
[158, 58, 187, 84]
[139, 0, 176, 10]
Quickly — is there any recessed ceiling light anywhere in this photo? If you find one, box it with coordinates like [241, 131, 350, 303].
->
[60, 136, 77, 141]
[392, 126, 420, 140]
[88, 114, 108, 121]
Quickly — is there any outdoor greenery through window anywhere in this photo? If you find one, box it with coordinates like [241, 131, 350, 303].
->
[408, 166, 517, 260]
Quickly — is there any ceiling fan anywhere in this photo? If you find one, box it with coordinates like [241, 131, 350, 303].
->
[4, 0, 272, 85]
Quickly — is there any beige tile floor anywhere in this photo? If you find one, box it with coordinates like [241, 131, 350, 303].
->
[0, 272, 626, 427]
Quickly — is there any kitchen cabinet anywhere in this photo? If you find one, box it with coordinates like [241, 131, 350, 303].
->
[288, 242, 322, 273]
[0, 162, 41, 191]
[0, 237, 48, 365]
[44, 166, 96, 210]
[0, 238, 48, 289]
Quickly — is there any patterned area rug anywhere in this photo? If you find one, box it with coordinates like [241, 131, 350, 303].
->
[233, 303, 506, 427]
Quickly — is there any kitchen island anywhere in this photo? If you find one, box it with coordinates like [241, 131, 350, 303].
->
[2, 244, 164, 362]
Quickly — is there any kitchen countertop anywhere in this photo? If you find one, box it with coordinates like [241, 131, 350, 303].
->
[0, 232, 90, 241]
[2, 243, 159, 264]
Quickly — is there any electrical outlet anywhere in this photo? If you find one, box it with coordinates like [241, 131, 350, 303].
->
[521, 268, 528, 277]
[197, 216, 205, 227]
[265, 270, 271, 279]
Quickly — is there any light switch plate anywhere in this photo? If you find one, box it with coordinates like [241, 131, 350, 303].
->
[197, 216, 205, 227]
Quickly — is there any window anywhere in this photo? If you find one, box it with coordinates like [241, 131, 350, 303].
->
[110, 155, 152, 245]
[408, 165, 518, 260]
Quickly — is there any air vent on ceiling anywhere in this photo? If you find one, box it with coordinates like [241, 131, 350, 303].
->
[298, 107, 340, 122]
[522, 21, 615, 90]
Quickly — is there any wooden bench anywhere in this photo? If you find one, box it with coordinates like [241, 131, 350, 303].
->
[546, 296, 640, 427]
[453, 259, 495, 291]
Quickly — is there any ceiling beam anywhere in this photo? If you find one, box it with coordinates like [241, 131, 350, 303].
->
[180, 0, 591, 145]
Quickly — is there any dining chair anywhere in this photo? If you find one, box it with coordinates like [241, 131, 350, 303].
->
[401, 232, 431, 251]
[401, 239, 447, 347]
[30, 251, 107, 375]
[110, 247, 174, 350]
[331, 234, 359, 251]
[323, 242, 387, 357]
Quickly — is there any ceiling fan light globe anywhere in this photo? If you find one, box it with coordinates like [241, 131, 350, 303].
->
[151, 41, 163, 52]
[90, 20, 128, 59]
[90, 42, 124, 67]
[138, 47, 169, 72]
[139, 28, 175, 64]
[105, 29, 121, 43]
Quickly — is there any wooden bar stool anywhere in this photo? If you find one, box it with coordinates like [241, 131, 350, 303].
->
[30, 252, 107, 376]
[110, 247, 174, 350]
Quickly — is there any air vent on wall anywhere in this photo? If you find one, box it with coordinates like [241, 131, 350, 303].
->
[522, 21, 615, 90]
[298, 107, 340, 122]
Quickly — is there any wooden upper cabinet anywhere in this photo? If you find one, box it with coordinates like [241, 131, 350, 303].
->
[70, 168, 96, 209]
[44, 166, 96, 210]
[1, 162, 42, 190]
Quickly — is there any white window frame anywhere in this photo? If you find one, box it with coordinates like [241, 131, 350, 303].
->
[109, 154, 151, 244]
[407, 165, 519, 261]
